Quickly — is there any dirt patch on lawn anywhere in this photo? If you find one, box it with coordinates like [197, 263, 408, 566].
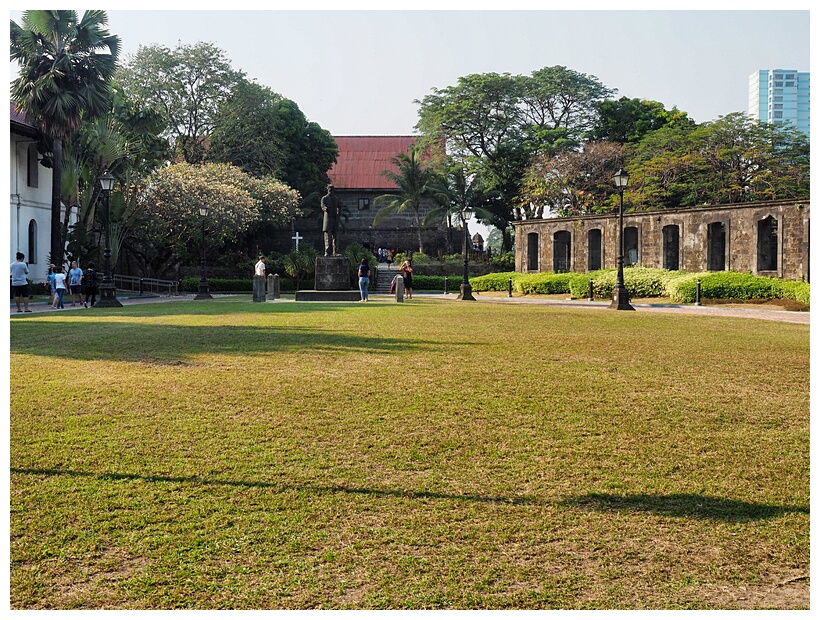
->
[697, 573, 809, 609]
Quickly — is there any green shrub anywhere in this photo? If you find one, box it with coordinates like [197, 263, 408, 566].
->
[471, 272, 519, 292]
[489, 252, 515, 271]
[775, 279, 811, 305]
[516, 272, 575, 295]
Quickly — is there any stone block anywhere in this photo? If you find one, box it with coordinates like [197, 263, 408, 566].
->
[315, 256, 351, 290]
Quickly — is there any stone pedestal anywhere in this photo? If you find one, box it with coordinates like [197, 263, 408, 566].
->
[267, 274, 280, 300]
[315, 256, 351, 290]
[252, 275, 266, 302]
[395, 275, 404, 302]
[296, 256, 358, 302]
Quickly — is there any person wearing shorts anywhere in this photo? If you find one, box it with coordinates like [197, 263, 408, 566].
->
[68, 261, 83, 306]
[11, 252, 31, 313]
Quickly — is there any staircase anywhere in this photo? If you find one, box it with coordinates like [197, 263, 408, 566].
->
[374, 266, 398, 294]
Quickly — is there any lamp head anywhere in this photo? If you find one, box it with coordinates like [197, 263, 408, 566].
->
[98, 170, 115, 192]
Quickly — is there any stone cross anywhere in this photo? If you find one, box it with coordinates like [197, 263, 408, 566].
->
[292, 231, 303, 251]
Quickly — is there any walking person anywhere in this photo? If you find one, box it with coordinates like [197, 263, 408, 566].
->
[358, 258, 370, 302]
[386, 249, 394, 269]
[11, 252, 31, 313]
[52, 266, 68, 309]
[401, 260, 414, 299]
[68, 260, 83, 306]
[47, 264, 57, 307]
[82, 262, 98, 307]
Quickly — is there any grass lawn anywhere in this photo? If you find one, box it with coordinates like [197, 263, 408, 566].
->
[9, 298, 809, 609]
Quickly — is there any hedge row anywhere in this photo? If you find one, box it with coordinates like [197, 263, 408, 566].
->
[469, 269, 810, 306]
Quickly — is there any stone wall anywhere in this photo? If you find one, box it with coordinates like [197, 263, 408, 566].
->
[513, 199, 810, 281]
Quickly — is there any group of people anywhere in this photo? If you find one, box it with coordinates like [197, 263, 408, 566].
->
[45, 261, 99, 309]
[376, 247, 395, 267]
[10, 252, 100, 313]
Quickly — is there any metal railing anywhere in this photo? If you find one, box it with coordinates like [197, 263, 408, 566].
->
[113, 274, 179, 297]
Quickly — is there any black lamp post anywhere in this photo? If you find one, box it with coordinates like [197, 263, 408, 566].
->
[610, 168, 635, 310]
[457, 206, 476, 300]
[95, 170, 122, 308]
[194, 203, 212, 300]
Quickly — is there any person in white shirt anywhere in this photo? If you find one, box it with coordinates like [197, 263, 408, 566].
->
[254, 256, 266, 277]
[52, 266, 68, 309]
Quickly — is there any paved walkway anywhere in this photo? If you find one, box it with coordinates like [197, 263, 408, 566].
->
[11, 292, 809, 324]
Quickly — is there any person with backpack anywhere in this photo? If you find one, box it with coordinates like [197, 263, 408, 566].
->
[83, 262, 98, 308]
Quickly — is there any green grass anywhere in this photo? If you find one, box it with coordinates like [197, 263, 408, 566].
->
[10, 298, 809, 609]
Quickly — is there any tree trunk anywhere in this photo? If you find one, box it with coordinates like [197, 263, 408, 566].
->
[50, 138, 64, 267]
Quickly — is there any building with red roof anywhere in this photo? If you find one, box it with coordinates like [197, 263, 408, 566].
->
[278, 135, 453, 257]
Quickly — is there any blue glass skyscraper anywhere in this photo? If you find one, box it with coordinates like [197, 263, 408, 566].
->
[749, 69, 810, 139]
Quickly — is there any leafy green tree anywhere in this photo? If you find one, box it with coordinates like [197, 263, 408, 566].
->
[626, 112, 810, 209]
[208, 80, 338, 202]
[373, 148, 436, 254]
[129, 162, 300, 276]
[116, 41, 244, 164]
[10, 9, 120, 266]
[415, 66, 613, 246]
[588, 97, 695, 144]
[519, 141, 624, 217]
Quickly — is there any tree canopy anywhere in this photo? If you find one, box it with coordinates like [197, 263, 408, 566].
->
[208, 79, 338, 202]
[115, 41, 245, 164]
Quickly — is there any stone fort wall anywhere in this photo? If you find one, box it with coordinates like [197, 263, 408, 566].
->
[513, 199, 809, 282]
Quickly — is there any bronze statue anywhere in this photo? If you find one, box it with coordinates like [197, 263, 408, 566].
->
[321, 184, 341, 256]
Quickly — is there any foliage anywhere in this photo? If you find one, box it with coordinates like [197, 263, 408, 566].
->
[665, 271, 811, 305]
[208, 79, 338, 201]
[625, 112, 810, 209]
[343, 243, 378, 283]
[116, 41, 245, 164]
[282, 246, 319, 290]
[489, 252, 516, 271]
[587, 97, 695, 144]
[373, 148, 436, 254]
[415, 66, 614, 230]
[131, 163, 299, 277]
[519, 141, 624, 216]
[11, 9, 121, 266]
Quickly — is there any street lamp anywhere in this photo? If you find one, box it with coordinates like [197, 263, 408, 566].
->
[457, 206, 476, 300]
[610, 168, 635, 310]
[94, 170, 122, 308]
[194, 203, 212, 300]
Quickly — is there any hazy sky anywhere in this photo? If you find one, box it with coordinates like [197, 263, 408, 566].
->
[9, 5, 811, 137]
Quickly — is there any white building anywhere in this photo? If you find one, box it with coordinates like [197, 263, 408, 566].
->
[748, 69, 810, 139]
[9, 103, 74, 283]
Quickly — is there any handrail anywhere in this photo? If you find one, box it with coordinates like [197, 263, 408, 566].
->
[113, 274, 179, 297]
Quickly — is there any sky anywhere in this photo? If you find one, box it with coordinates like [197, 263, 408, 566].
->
[9, 5, 812, 137]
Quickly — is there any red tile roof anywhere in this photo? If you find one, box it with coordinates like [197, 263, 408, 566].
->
[328, 136, 417, 190]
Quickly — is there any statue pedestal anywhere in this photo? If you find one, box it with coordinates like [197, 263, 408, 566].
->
[315, 256, 351, 290]
[296, 256, 358, 301]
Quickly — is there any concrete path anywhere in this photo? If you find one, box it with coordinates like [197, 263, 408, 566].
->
[11, 292, 809, 324]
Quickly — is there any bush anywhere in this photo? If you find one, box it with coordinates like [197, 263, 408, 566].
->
[489, 252, 515, 271]
[471, 272, 519, 292]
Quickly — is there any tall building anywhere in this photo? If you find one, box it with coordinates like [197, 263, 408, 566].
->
[748, 69, 810, 139]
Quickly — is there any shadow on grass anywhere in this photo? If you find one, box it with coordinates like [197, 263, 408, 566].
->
[11, 467, 537, 506]
[563, 492, 808, 522]
[10, 322, 433, 363]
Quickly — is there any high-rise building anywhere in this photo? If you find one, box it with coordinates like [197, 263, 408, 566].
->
[748, 69, 810, 139]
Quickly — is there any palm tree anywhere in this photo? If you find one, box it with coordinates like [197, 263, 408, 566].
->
[283, 246, 318, 291]
[11, 10, 120, 267]
[373, 148, 434, 254]
[424, 162, 498, 254]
